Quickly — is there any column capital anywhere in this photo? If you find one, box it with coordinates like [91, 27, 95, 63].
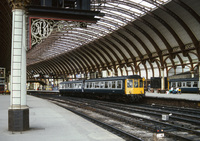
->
[8, 0, 31, 10]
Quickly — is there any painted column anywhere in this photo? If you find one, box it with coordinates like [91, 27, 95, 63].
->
[161, 67, 165, 91]
[199, 64, 200, 93]
[8, 0, 30, 131]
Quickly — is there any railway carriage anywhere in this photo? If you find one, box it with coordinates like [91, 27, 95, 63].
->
[59, 75, 145, 102]
[59, 80, 84, 94]
[169, 78, 199, 93]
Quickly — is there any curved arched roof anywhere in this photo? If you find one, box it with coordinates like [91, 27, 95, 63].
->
[27, 0, 200, 78]
[0, 0, 200, 78]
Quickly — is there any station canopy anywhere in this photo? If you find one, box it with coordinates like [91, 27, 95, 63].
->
[1, 0, 200, 78]
[27, 0, 170, 65]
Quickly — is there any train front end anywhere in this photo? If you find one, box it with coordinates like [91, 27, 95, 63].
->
[125, 77, 145, 101]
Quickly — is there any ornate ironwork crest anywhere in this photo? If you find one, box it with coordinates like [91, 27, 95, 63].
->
[31, 18, 87, 47]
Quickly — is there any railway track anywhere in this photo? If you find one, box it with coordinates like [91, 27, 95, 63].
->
[34, 94, 200, 141]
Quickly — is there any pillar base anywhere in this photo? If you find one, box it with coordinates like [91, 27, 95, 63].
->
[8, 108, 29, 131]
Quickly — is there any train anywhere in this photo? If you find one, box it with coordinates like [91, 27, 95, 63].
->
[169, 78, 199, 93]
[150, 72, 199, 93]
[59, 75, 145, 102]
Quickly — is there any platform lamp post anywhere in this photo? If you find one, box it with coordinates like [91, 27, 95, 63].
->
[8, 0, 30, 131]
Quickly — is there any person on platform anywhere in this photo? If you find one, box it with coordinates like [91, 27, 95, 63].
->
[176, 87, 180, 94]
[169, 87, 174, 93]
[148, 84, 151, 92]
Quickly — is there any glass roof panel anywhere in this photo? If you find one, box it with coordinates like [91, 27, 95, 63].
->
[140, 1, 156, 8]
[27, 0, 171, 64]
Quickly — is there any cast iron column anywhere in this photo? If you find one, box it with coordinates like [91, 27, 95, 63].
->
[199, 64, 200, 93]
[161, 67, 165, 91]
[8, 0, 30, 131]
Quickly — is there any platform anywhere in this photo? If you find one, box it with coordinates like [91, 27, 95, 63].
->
[0, 95, 123, 141]
[145, 92, 200, 101]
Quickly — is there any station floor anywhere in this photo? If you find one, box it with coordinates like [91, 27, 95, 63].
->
[0, 95, 124, 141]
[145, 92, 200, 101]
[1, 93, 200, 141]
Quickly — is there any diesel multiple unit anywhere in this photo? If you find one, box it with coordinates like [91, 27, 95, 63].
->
[59, 75, 145, 102]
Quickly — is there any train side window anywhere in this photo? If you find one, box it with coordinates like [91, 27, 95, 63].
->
[100, 81, 104, 88]
[177, 82, 181, 87]
[108, 81, 112, 88]
[182, 82, 186, 87]
[89, 82, 92, 88]
[117, 80, 122, 89]
[105, 81, 108, 88]
[92, 82, 95, 88]
[112, 81, 116, 88]
[78, 83, 82, 88]
[193, 81, 198, 87]
[95, 82, 100, 88]
[127, 80, 133, 88]
[172, 82, 176, 87]
[186, 82, 191, 87]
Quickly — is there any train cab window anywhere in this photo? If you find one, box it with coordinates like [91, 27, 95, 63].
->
[177, 82, 181, 87]
[105, 81, 108, 88]
[139, 80, 143, 87]
[127, 80, 133, 88]
[134, 79, 138, 88]
[117, 80, 122, 89]
[193, 81, 198, 87]
[186, 82, 191, 87]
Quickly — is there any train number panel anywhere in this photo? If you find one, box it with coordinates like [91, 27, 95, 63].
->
[59, 75, 145, 102]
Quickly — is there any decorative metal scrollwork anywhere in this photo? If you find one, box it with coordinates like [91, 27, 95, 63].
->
[31, 19, 54, 46]
[31, 19, 87, 47]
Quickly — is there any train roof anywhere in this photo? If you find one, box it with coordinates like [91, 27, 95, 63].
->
[60, 80, 84, 84]
[85, 75, 142, 82]
[169, 78, 199, 82]
[60, 75, 142, 84]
